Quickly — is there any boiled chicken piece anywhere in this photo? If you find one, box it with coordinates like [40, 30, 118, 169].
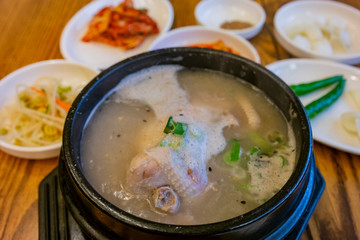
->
[152, 186, 180, 213]
[126, 124, 208, 212]
[125, 149, 169, 193]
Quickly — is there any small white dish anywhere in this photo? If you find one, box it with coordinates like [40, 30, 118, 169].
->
[60, 0, 174, 70]
[266, 58, 360, 155]
[0, 60, 99, 159]
[274, 0, 360, 65]
[195, 0, 266, 39]
[149, 26, 261, 63]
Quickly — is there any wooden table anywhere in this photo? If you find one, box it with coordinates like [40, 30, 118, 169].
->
[0, 0, 359, 239]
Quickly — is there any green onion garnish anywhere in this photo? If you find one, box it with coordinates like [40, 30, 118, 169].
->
[163, 116, 175, 134]
[250, 147, 260, 156]
[280, 155, 288, 167]
[230, 140, 241, 162]
[173, 122, 186, 135]
[223, 139, 242, 165]
[163, 116, 187, 135]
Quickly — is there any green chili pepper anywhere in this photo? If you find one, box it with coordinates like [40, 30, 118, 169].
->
[290, 75, 343, 96]
[305, 78, 346, 119]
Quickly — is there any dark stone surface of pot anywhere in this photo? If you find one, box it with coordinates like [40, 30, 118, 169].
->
[58, 48, 322, 239]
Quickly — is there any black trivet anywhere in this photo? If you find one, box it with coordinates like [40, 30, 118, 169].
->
[39, 165, 325, 240]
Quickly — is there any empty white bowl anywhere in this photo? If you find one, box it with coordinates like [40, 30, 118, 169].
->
[274, 0, 360, 65]
[0, 60, 99, 159]
[195, 0, 266, 39]
[149, 26, 261, 63]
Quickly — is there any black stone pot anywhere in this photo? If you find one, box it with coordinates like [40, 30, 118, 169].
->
[59, 48, 324, 240]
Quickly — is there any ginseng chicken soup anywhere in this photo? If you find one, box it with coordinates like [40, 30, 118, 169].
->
[81, 65, 296, 225]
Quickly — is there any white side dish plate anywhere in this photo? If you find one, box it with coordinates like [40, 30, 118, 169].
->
[267, 58, 360, 155]
[149, 26, 261, 63]
[60, 0, 174, 70]
[0, 60, 99, 159]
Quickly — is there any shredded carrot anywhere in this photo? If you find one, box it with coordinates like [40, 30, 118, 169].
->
[55, 99, 71, 111]
[30, 86, 71, 111]
[30, 86, 46, 96]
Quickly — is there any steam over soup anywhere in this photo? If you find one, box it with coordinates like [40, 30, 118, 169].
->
[81, 65, 296, 225]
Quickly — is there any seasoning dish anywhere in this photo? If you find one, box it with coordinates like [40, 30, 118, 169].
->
[149, 26, 261, 63]
[195, 0, 266, 39]
[0, 60, 98, 159]
[267, 58, 360, 155]
[274, 0, 360, 65]
[60, 0, 174, 70]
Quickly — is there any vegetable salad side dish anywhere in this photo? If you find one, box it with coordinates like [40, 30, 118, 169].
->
[0, 77, 84, 147]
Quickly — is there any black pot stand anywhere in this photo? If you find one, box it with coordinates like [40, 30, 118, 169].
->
[38, 155, 325, 240]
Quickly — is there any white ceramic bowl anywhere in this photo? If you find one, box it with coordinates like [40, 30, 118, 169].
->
[60, 0, 174, 70]
[274, 0, 360, 65]
[195, 0, 266, 39]
[0, 60, 99, 159]
[149, 26, 261, 63]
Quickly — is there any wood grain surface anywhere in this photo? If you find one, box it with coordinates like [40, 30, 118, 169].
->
[0, 0, 359, 239]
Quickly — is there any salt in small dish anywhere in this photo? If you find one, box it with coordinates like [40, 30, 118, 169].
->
[195, 0, 266, 39]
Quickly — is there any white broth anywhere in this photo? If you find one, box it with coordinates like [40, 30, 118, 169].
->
[81, 65, 296, 225]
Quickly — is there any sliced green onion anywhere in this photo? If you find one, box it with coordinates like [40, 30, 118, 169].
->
[223, 151, 232, 165]
[173, 122, 186, 135]
[230, 140, 241, 162]
[163, 116, 187, 135]
[223, 139, 241, 165]
[250, 147, 260, 156]
[163, 116, 175, 134]
[250, 131, 274, 156]
[280, 155, 288, 167]
[267, 131, 285, 144]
